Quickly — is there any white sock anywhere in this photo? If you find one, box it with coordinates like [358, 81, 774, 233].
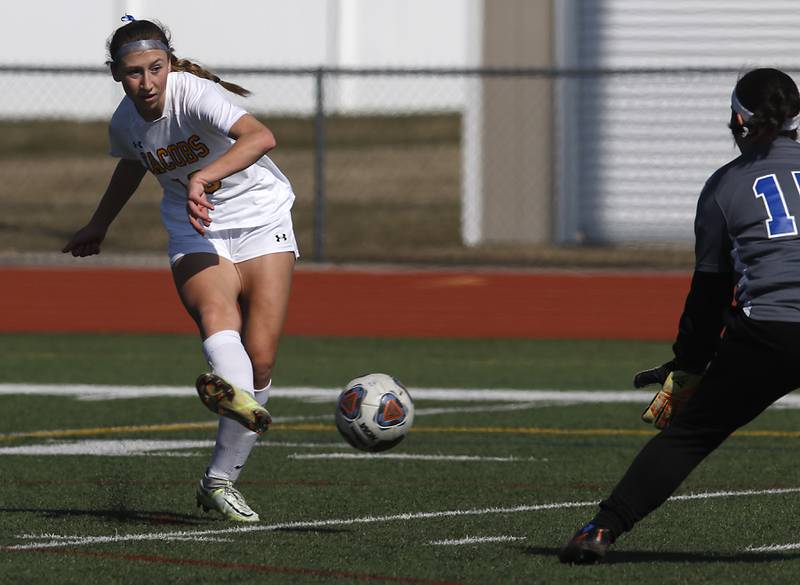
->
[202, 330, 260, 483]
[201, 330, 254, 396]
[203, 382, 275, 484]
[254, 380, 271, 406]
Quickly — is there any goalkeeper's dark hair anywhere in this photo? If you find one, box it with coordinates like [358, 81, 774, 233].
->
[107, 19, 251, 97]
[729, 68, 799, 144]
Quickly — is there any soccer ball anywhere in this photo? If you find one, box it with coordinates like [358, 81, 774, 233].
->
[335, 373, 415, 452]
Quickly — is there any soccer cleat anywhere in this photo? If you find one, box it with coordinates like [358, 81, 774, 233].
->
[195, 372, 272, 434]
[196, 481, 260, 522]
[558, 523, 615, 565]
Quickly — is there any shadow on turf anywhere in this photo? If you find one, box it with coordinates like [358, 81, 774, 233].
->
[522, 546, 800, 564]
[0, 507, 207, 526]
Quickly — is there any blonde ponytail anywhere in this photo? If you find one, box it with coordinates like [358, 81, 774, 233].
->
[171, 56, 251, 97]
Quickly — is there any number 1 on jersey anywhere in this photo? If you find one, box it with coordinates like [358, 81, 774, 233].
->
[753, 173, 798, 238]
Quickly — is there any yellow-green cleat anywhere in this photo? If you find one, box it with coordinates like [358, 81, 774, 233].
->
[195, 372, 272, 434]
[196, 481, 260, 522]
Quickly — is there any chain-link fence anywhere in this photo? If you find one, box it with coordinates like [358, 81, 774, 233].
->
[3, 64, 771, 268]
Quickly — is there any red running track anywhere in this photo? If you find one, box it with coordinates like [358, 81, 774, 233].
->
[0, 267, 690, 340]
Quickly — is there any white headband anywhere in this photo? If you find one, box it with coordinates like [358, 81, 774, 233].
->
[113, 39, 171, 62]
[731, 88, 799, 131]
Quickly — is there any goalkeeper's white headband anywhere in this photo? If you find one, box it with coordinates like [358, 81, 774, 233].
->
[731, 88, 800, 131]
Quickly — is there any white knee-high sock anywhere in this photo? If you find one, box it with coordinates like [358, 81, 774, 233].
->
[201, 330, 262, 484]
[202, 330, 254, 395]
[254, 381, 271, 407]
[205, 381, 272, 485]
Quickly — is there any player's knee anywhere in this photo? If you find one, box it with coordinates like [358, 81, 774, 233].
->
[251, 355, 276, 389]
[196, 301, 239, 334]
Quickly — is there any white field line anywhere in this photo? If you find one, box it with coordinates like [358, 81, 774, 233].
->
[287, 453, 545, 463]
[274, 414, 330, 423]
[0, 440, 537, 461]
[415, 403, 551, 415]
[0, 439, 346, 457]
[18, 534, 89, 540]
[16, 533, 230, 544]
[429, 535, 526, 546]
[2, 383, 636, 402]
[6, 501, 597, 551]
[0, 439, 543, 461]
[0, 440, 215, 457]
[0, 414, 333, 442]
[293, 403, 556, 420]
[745, 542, 800, 553]
[5, 383, 800, 409]
[154, 536, 235, 543]
[0, 404, 565, 447]
[6, 486, 800, 552]
[668, 487, 800, 501]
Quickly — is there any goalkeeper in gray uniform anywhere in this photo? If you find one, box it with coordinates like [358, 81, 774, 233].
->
[559, 67, 800, 564]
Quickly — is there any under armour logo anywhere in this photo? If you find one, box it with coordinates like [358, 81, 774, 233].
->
[275, 233, 287, 242]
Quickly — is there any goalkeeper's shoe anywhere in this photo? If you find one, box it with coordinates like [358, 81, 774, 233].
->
[196, 481, 260, 522]
[195, 372, 271, 434]
[558, 523, 615, 565]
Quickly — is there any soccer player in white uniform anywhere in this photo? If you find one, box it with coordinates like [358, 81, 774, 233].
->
[63, 17, 298, 522]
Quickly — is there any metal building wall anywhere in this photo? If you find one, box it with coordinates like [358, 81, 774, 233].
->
[558, 0, 800, 244]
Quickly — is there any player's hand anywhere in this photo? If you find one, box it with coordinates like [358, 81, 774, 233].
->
[186, 176, 215, 236]
[635, 364, 703, 429]
[62, 223, 108, 257]
[633, 360, 675, 389]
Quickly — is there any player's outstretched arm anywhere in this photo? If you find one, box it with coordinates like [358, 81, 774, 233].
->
[634, 270, 732, 428]
[186, 114, 275, 235]
[62, 158, 147, 257]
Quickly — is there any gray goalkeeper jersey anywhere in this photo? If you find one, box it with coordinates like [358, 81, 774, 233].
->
[696, 136, 800, 322]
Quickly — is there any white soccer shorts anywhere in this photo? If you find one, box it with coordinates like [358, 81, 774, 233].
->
[168, 211, 299, 265]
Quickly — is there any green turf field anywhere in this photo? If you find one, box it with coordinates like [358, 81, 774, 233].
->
[2, 333, 800, 584]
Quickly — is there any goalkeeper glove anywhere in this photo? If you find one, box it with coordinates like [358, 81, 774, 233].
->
[633, 361, 703, 429]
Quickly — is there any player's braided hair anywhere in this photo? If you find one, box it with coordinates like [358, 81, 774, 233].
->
[729, 68, 800, 144]
[167, 57, 248, 97]
[106, 19, 251, 97]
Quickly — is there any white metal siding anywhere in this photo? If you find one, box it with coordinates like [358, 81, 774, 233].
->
[564, 0, 800, 243]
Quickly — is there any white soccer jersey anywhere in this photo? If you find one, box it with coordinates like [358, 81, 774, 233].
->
[108, 71, 295, 236]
